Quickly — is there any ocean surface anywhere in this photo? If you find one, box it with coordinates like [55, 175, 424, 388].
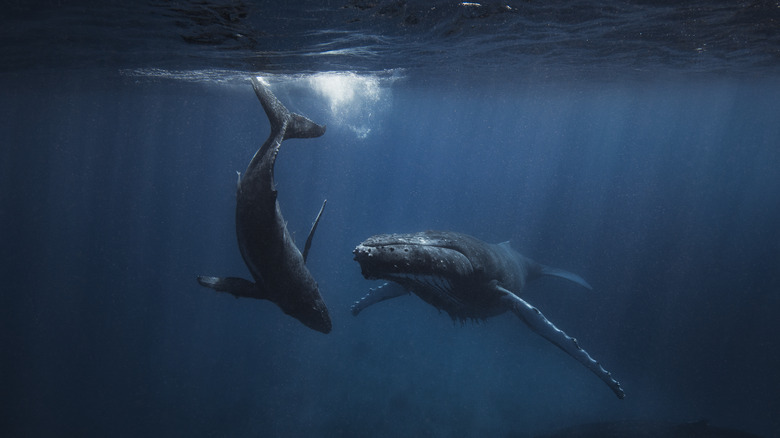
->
[2, 1, 779, 437]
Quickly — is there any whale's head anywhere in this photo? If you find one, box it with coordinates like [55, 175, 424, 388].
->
[353, 231, 477, 283]
[284, 288, 332, 334]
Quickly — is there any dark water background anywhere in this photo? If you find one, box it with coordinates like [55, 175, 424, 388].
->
[2, 1, 780, 437]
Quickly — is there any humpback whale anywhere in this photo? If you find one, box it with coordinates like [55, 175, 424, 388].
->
[197, 77, 332, 334]
[351, 230, 624, 398]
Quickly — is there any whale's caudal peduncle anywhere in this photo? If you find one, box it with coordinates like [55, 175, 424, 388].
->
[197, 77, 332, 334]
[352, 230, 624, 399]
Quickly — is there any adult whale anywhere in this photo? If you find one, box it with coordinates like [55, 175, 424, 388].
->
[351, 230, 624, 398]
[198, 77, 332, 334]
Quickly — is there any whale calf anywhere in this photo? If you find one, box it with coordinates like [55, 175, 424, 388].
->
[352, 230, 624, 398]
[198, 77, 332, 334]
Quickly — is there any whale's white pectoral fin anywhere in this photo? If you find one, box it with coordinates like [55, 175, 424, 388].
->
[351, 282, 409, 316]
[492, 281, 625, 399]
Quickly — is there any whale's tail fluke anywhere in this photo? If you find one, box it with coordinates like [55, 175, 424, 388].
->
[250, 76, 326, 140]
[539, 265, 593, 290]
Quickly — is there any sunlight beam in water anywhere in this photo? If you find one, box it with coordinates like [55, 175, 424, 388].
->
[308, 72, 380, 112]
[306, 72, 385, 139]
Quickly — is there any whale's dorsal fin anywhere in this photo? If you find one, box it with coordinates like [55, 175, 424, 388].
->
[302, 199, 327, 264]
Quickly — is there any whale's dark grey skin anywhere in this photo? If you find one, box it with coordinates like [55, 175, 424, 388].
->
[352, 230, 624, 398]
[197, 77, 332, 334]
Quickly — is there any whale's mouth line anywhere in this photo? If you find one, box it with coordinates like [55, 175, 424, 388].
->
[383, 272, 463, 306]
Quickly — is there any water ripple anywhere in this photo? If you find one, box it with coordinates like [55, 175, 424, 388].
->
[2, 0, 779, 82]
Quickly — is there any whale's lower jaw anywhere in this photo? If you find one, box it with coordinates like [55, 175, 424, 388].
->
[364, 271, 506, 322]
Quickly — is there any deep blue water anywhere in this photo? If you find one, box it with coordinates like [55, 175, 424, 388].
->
[2, 2, 780, 437]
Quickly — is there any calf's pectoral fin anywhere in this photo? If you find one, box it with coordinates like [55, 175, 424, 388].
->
[491, 281, 625, 399]
[302, 199, 327, 264]
[197, 275, 266, 300]
[351, 282, 409, 316]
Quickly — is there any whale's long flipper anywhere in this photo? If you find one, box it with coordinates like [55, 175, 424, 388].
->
[351, 282, 409, 316]
[494, 282, 625, 399]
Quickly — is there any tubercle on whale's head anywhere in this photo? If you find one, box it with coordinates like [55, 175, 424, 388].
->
[352, 232, 474, 281]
